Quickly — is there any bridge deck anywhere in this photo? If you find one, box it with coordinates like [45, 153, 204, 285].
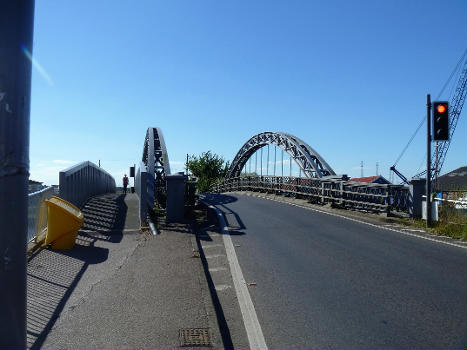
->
[27, 193, 219, 350]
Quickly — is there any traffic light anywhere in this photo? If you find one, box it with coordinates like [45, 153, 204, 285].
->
[433, 101, 449, 141]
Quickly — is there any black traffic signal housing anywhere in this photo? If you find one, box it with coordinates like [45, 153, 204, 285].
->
[433, 101, 449, 141]
[129, 166, 135, 177]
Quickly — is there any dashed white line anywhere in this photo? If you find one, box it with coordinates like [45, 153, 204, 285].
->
[215, 284, 232, 291]
[209, 267, 228, 272]
[205, 254, 226, 259]
[201, 244, 224, 249]
[204, 203, 268, 350]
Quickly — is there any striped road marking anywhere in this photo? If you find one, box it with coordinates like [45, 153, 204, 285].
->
[206, 203, 268, 350]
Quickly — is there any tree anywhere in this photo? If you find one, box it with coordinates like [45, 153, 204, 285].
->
[187, 151, 229, 193]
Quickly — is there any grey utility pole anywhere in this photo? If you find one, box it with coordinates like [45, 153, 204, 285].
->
[426, 94, 432, 227]
[0, 1, 35, 349]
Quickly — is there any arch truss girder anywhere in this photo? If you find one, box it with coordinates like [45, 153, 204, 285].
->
[142, 127, 171, 182]
[227, 132, 335, 179]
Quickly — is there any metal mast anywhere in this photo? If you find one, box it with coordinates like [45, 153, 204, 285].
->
[414, 55, 467, 181]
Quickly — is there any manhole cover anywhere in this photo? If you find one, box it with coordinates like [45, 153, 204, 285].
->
[179, 328, 211, 347]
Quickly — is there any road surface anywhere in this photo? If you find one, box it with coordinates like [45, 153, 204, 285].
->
[203, 193, 467, 349]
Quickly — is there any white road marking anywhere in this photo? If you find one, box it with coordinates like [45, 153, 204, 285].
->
[201, 244, 224, 249]
[209, 267, 228, 272]
[205, 203, 268, 350]
[400, 228, 427, 233]
[205, 254, 226, 259]
[215, 284, 232, 291]
[244, 193, 466, 249]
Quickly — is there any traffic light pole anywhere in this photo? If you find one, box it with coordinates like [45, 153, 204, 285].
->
[426, 94, 432, 227]
[0, 1, 35, 348]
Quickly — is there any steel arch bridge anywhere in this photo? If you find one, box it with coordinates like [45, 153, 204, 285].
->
[226, 132, 335, 179]
[142, 127, 171, 182]
[136, 127, 171, 222]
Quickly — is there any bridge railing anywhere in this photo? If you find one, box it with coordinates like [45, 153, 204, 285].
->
[27, 186, 56, 242]
[59, 161, 116, 208]
[211, 175, 411, 215]
[135, 161, 155, 223]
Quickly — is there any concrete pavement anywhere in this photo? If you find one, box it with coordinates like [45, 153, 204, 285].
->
[27, 193, 222, 350]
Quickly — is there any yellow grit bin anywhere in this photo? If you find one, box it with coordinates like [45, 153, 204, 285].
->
[43, 196, 84, 249]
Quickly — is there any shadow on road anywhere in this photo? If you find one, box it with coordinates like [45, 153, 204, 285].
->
[201, 193, 238, 205]
[200, 193, 246, 232]
[195, 226, 235, 350]
[27, 193, 127, 350]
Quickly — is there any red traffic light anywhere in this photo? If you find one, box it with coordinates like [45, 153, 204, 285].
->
[433, 101, 449, 141]
[437, 104, 447, 114]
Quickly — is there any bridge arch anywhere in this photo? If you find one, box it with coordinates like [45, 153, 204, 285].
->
[226, 132, 335, 179]
[142, 127, 171, 182]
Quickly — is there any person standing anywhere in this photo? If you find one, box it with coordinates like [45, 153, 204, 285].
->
[123, 174, 129, 194]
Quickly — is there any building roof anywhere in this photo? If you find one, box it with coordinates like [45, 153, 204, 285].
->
[436, 166, 467, 192]
[348, 175, 390, 184]
[349, 176, 379, 183]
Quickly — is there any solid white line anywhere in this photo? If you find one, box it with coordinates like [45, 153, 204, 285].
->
[206, 204, 268, 350]
[244, 193, 466, 249]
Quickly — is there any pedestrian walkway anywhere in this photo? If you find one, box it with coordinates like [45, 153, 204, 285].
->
[27, 193, 221, 350]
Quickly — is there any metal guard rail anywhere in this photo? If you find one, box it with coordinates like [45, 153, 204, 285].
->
[27, 186, 56, 242]
[211, 175, 411, 215]
[59, 161, 116, 208]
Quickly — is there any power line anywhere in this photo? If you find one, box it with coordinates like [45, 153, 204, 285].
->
[393, 49, 467, 167]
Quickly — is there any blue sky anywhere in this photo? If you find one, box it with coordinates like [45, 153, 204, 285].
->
[29, 0, 466, 185]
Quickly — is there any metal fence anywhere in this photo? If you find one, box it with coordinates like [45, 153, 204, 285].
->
[211, 175, 411, 215]
[59, 161, 116, 208]
[27, 186, 56, 242]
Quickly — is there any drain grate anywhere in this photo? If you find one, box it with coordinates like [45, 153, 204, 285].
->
[179, 328, 211, 347]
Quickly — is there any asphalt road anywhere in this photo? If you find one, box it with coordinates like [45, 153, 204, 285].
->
[203, 193, 467, 350]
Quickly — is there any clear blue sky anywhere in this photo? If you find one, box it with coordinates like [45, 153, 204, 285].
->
[29, 0, 467, 185]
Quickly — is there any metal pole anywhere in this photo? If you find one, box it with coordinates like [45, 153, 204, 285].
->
[260, 147, 263, 177]
[255, 151, 257, 175]
[0, 1, 35, 349]
[289, 155, 292, 177]
[281, 149, 284, 177]
[434, 142, 439, 192]
[426, 94, 432, 227]
[266, 145, 269, 176]
[273, 146, 276, 177]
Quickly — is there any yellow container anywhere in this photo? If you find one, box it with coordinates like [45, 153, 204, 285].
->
[43, 196, 84, 249]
